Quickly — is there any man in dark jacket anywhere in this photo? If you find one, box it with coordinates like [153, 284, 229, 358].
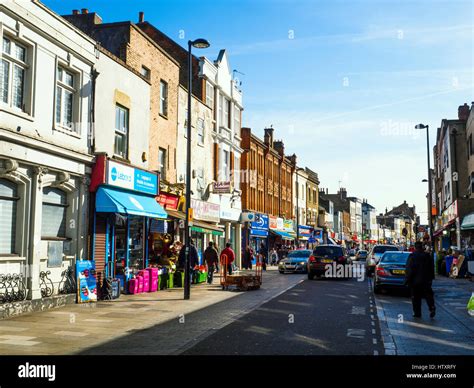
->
[178, 239, 200, 285]
[203, 242, 219, 284]
[405, 241, 436, 318]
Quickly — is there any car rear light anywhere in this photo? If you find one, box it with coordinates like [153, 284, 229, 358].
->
[376, 266, 389, 276]
[309, 255, 316, 263]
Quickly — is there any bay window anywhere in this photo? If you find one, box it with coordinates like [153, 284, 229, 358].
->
[1, 36, 28, 111]
[197, 118, 205, 145]
[0, 179, 19, 254]
[56, 66, 77, 129]
[114, 105, 129, 158]
[42, 188, 67, 239]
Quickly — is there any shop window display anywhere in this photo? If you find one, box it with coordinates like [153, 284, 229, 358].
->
[128, 216, 144, 274]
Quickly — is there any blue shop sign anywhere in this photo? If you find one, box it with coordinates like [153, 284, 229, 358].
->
[107, 160, 158, 195]
[250, 213, 269, 237]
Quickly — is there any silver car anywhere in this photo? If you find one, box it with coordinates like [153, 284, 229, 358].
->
[278, 249, 311, 274]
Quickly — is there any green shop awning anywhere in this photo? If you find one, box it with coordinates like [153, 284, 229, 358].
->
[96, 186, 167, 219]
[191, 226, 223, 236]
[461, 212, 474, 230]
[190, 220, 224, 236]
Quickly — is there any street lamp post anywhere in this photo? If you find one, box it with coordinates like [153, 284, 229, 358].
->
[184, 38, 210, 300]
[415, 123, 435, 257]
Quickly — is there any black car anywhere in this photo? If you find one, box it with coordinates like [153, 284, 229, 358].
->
[307, 245, 350, 279]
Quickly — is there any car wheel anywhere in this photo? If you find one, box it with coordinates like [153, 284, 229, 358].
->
[279, 270, 284, 274]
[308, 272, 314, 280]
[374, 285, 382, 294]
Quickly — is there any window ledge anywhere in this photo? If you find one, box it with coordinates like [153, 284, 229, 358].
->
[0, 106, 34, 122]
[41, 237, 71, 241]
[197, 142, 205, 148]
[0, 255, 26, 262]
[112, 155, 130, 164]
[159, 113, 169, 120]
[53, 125, 81, 139]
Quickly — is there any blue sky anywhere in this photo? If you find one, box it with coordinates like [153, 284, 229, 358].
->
[43, 0, 474, 223]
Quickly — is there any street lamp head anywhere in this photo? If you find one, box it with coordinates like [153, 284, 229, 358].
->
[190, 38, 210, 49]
[422, 179, 428, 182]
[415, 123, 428, 129]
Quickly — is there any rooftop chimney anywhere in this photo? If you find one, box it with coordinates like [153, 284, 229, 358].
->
[458, 103, 470, 121]
[264, 127, 274, 146]
[72, 9, 79, 15]
[339, 188, 347, 200]
[81, 8, 89, 14]
[138, 11, 145, 23]
[273, 140, 285, 156]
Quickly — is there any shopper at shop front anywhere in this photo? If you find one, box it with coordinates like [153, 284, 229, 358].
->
[178, 239, 199, 285]
[405, 241, 436, 319]
[204, 242, 219, 284]
[243, 245, 253, 270]
[220, 243, 235, 275]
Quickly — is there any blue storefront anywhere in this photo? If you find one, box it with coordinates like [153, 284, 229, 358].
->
[242, 213, 269, 264]
[90, 157, 167, 289]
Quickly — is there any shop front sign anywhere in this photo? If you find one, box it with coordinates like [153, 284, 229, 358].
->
[157, 192, 180, 210]
[283, 219, 294, 232]
[250, 213, 269, 237]
[220, 207, 241, 222]
[213, 181, 232, 194]
[441, 200, 458, 228]
[106, 160, 158, 195]
[191, 199, 220, 223]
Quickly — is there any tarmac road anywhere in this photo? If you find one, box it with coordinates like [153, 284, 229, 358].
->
[183, 272, 385, 355]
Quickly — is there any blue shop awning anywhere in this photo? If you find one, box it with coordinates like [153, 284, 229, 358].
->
[270, 229, 295, 241]
[96, 186, 167, 219]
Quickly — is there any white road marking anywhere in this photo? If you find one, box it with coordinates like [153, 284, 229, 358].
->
[346, 329, 366, 339]
[373, 338, 377, 345]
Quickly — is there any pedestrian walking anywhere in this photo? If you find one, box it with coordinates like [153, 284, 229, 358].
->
[270, 248, 278, 266]
[178, 239, 200, 285]
[220, 242, 235, 275]
[203, 241, 219, 284]
[405, 241, 436, 318]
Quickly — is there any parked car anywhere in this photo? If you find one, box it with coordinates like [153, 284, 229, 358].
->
[348, 249, 356, 257]
[278, 249, 311, 274]
[366, 244, 399, 276]
[374, 251, 411, 294]
[307, 245, 350, 280]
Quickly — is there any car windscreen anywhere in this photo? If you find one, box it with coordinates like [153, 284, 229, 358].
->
[358, 251, 367, 254]
[287, 250, 312, 258]
[373, 246, 398, 254]
[313, 247, 342, 257]
[380, 253, 409, 264]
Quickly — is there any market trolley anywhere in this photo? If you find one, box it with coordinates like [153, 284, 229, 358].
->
[220, 253, 263, 291]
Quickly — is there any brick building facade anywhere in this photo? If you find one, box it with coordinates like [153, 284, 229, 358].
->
[241, 127, 295, 219]
[63, 10, 180, 183]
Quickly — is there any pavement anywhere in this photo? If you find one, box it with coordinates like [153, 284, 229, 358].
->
[0, 267, 303, 355]
[373, 275, 474, 355]
[1, 264, 472, 356]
